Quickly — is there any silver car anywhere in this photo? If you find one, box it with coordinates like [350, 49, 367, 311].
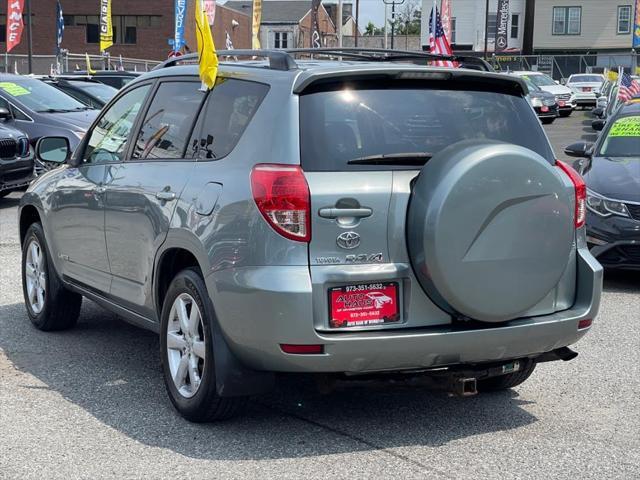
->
[18, 50, 602, 422]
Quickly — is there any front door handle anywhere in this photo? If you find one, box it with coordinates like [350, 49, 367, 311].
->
[318, 207, 373, 219]
[155, 191, 177, 201]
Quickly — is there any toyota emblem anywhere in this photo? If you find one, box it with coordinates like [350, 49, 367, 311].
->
[336, 231, 361, 249]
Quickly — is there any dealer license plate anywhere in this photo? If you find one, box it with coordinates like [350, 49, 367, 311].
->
[558, 100, 566, 107]
[329, 282, 400, 328]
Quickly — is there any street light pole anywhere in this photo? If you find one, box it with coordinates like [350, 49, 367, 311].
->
[355, 0, 359, 47]
[382, 0, 404, 51]
[338, 0, 343, 47]
[26, 0, 33, 73]
[483, 0, 489, 60]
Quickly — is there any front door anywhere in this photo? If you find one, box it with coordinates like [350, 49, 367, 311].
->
[103, 80, 205, 318]
[48, 83, 153, 293]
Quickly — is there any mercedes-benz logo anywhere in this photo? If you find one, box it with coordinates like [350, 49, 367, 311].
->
[497, 37, 507, 49]
[336, 231, 361, 250]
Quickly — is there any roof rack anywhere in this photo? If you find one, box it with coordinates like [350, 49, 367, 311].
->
[153, 50, 298, 72]
[153, 48, 493, 73]
[285, 48, 493, 71]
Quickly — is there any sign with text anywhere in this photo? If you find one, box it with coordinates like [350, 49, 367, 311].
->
[495, 0, 510, 52]
[174, 0, 187, 52]
[6, 0, 24, 53]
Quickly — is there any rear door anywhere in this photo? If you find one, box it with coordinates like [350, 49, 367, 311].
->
[299, 78, 576, 331]
[103, 79, 204, 318]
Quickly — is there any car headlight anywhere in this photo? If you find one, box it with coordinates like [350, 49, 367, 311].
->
[531, 97, 543, 107]
[72, 130, 86, 140]
[586, 190, 630, 217]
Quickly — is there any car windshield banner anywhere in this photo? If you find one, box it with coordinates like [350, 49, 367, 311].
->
[311, 0, 321, 48]
[6, 0, 25, 53]
[495, 0, 510, 52]
[634, 0, 640, 49]
[99, 0, 113, 52]
[174, 0, 187, 53]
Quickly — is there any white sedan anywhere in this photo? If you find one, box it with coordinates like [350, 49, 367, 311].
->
[566, 74, 605, 108]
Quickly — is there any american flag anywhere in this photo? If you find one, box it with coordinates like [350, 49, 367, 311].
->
[429, 2, 456, 67]
[619, 73, 640, 102]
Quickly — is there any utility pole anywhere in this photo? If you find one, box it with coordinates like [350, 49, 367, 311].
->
[483, 0, 489, 60]
[26, 0, 33, 73]
[383, 0, 404, 50]
[355, 0, 359, 47]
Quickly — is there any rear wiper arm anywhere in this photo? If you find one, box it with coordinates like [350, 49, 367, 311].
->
[347, 152, 432, 165]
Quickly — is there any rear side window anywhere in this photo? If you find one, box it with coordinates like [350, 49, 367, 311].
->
[133, 81, 205, 160]
[194, 78, 269, 160]
[300, 83, 555, 171]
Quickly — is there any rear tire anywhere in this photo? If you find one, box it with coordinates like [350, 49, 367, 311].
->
[160, 268, 246, 422]
[477, 359, 537, 392]
[559, 110, 572, 117]
[21, 222, 82, 331]
[541, 117, 555, 125]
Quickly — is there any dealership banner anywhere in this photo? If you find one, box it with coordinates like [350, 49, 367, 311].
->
[174, 0, 187, 52]
[252, 0, 262, 49]
[310, 0, 321, 48]
[495, 0, 510, 52]
[634, 0, 640, 48]
[6, 0, 25, 53]
[99, 0, 113, 52]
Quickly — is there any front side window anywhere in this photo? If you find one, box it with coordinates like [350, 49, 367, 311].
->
[553, 7, 581, 35]
[133, 82, 204, 160]
[618, 5, 632, 34]
[195, 79, 269, 160]
[84, 85, 151, 164]
[598, 116, 640, 157]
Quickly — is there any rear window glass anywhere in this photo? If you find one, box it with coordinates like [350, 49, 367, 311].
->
[300, 83, 554, 171]
[569, 75, 602, 83]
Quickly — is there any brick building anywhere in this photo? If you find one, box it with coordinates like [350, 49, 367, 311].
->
[0, 0, 250, 61]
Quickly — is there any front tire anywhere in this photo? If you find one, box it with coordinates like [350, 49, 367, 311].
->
[477, 359, 537, 392]
[160, 268, 246, 422]
[21, 222, 82, 331]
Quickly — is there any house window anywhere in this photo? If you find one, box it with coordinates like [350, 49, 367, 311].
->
[618, 5, 632, 34]
[487, 13, 497, 38]
[511, 14, 519, 39]
[65, 15, 160, 45]
[450, 17, 456, 43]
[274, 31, 289, 49]
[552, 6, 581, 35]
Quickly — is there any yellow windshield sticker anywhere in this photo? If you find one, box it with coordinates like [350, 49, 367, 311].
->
[609, 116, 640, 137]
[0, 82, 30, 97]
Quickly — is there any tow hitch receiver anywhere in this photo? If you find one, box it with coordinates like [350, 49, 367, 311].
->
[452, 377, 478, 397]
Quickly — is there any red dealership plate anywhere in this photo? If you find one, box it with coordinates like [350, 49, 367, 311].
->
[558, 100, 566, 107]
[329, 282, 400, 328]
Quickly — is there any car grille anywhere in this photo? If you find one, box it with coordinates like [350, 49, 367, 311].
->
[555, 93, 572, 101]
[0, 138, 18, 159]
[626, 203, 640, 221]
[598, 245, 640, 265]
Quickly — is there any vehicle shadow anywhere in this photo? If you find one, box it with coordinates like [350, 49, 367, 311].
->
[0, 195, 21, 209]
[0, 301, 538, 461]
[602, 269, 640, 293]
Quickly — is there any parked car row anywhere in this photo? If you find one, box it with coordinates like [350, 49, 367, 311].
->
[0, 71, 135, 198]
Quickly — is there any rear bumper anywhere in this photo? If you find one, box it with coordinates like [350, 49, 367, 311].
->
[207, 248, 602, 373]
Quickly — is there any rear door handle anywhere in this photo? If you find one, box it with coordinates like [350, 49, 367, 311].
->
[318, 207, 372, 219]
[155, 191, 177, 201]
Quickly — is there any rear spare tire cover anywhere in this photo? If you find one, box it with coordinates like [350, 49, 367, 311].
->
[407, 140, 574, 323]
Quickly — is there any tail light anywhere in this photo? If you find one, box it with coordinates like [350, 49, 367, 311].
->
[251, 164, 311, 242]
[556, 160, 586, 228]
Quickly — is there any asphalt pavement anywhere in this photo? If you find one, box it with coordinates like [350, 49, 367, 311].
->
[1, 110, 639, 479]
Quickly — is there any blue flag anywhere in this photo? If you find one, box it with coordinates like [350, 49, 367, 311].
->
[56, 0, 64, 53]
[174, 0, 188, 53]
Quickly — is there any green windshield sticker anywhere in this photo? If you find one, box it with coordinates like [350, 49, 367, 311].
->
[609, 116, 640, 137]
[0, 82, 30, 97]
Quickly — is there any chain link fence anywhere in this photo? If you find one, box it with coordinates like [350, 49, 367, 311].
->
[0, 52, 160, 75]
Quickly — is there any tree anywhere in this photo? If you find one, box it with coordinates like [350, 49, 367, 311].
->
[364, 21, 385, 36]
[389, 0, 421, 35]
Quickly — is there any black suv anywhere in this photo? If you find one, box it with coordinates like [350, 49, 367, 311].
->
[0, 123, 31, 198]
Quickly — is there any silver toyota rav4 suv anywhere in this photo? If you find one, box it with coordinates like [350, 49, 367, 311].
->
[19, 49, 602, 422]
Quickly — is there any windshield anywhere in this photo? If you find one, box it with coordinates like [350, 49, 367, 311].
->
[300, 82, 554, 171]
[568, 75, 603, 83]
[598, 116, 640, 157]
[522, 78, 541, 92]
[524, 74, 557, 87]
[68, 81, 117, 102]
[0, 77, 86, 112]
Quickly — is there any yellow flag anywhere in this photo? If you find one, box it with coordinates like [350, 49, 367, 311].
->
[196, 0, 218, 90]
[86, 53, 96, 75]
[252, 0, 262, 49]
[607, 70, 618, 82]
[99, 0, 113, 52]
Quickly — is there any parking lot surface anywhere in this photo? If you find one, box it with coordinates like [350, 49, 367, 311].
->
[1, 110, 638, 479]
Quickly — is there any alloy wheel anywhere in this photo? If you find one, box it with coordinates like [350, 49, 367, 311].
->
[24, 239, 46, 314]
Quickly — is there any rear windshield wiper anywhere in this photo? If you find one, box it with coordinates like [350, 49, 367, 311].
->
[347, 152, 432, 165]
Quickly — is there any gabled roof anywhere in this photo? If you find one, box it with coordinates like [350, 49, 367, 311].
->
[223, 1, 312, 24]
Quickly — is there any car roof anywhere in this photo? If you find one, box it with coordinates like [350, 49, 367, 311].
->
[616, 101, 640, 116]
[64, 70, 141, 77]
[131, 59, 528, 96]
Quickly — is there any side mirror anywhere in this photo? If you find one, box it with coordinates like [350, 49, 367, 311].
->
[592, 107, 603, 117]
[35, 136, 70, 164]
[592, 119, 606, 131]
[564, 141, 594, 158]
[0, 106, 11, 120]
